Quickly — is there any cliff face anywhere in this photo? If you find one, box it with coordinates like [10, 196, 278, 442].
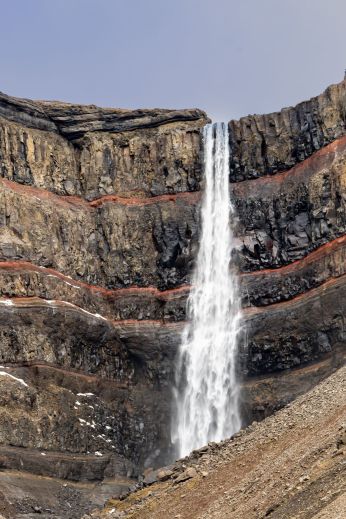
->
[0, 82, 345, 487]
[228, 81, 346, 180]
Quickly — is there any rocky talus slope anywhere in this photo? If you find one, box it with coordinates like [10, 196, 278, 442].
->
[89, 365, 346, 519]
[0, 80, 345, 512]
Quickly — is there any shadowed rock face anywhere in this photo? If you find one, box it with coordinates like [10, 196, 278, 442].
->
[0, 179, 200, 289]
[233, 137, 346, 271]
[0, 81, 345, 484]
[242, 276, 346, 376]
[229, 80, 346, 181]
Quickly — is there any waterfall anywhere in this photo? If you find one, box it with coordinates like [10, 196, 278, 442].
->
[172, 122, 241, 458]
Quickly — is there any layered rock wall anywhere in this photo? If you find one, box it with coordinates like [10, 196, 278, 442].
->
[0, 81, 345, 479]
[229, 80, 346, 180]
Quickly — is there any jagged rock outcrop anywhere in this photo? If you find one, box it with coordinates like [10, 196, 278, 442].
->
[0, 80, 345, 500]
[229, 80, 346, 180]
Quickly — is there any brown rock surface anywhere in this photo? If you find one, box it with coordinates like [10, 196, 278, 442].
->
[0, 469, 133, 518]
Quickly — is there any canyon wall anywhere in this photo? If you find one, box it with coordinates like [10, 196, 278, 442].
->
[0, 82, 345, 481]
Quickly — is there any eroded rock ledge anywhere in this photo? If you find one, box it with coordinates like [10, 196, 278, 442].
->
[0, 90, 208, 138]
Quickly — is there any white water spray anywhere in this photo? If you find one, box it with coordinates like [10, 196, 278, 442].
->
[172, 122, 241, 458]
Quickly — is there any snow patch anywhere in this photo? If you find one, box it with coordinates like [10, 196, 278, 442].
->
[46, 300, 107, 321]
[0, 372, 29, 387]
[0, 299, 14, 306]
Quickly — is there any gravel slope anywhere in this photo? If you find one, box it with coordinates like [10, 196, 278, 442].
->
[90, 365, 346, 519]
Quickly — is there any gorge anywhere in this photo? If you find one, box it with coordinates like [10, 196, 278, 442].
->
[0, 79, 345, 516]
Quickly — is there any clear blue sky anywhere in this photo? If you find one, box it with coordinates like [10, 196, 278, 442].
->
[1, 0, 345, 121]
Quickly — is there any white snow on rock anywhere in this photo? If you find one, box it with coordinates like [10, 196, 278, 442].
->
[0, 371, 29, 387]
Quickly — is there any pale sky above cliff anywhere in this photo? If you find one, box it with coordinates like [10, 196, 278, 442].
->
[1, 0, 346, 121]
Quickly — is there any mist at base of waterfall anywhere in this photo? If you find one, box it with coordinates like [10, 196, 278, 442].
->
[172, 122, 242, 458]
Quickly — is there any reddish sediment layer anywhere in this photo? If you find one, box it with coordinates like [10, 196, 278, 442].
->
[0, 233, 344, 309]
[1, 272, 345, 324]
[0, 177, 201, 210]
[1, 134, 346, 208]
[233, 134, 346, 197]
[243, 274, 346, 317]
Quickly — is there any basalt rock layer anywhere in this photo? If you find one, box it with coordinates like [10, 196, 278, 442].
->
[0, 81, 345, 497]
[228, 80, 346, 181]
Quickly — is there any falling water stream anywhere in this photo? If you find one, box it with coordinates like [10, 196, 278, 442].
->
[172, 122, 242, 458]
